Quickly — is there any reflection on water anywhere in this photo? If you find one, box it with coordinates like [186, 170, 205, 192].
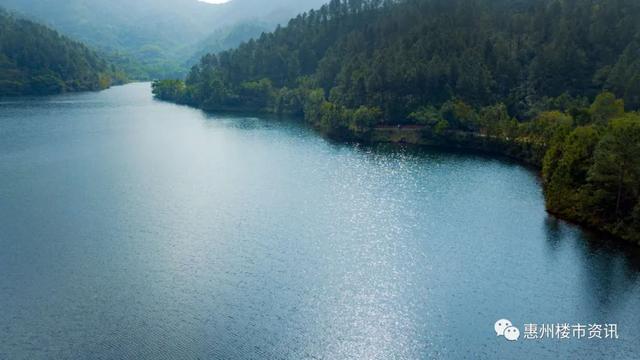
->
[0, 83, 639, 359]
[544, 217, 640, 314]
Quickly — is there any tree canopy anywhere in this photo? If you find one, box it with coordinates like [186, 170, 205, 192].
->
[0, 8, 125, 96]
[156, 0, 640, 117]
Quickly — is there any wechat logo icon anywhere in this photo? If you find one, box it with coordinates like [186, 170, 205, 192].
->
[495, 319, 520, 341]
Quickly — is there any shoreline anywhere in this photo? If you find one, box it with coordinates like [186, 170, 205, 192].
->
[366, 125, 639, 247]
[153, 98, 640, 247]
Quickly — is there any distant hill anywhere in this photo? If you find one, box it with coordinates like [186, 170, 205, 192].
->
[0, 8, 124, 96]
[183, 21, 272, 67]
[0, 0, 327, 79]
[210, 0, 328, 26]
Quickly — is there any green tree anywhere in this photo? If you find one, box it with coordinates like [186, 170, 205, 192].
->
[523, 111, 573, 146]
[590, 92, 625, 125]
[239, 78, 275, 110]
[588, 114, 640, 218]
[543, 126, 600, 217]
[478, 104, 510, 136]
[0, 8, 124, 96]
[409, 106, 441, 126]
[349, 106, 382, 132]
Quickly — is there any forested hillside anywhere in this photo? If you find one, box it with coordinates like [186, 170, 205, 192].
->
[0, 0, 327, 79]
[154, 0, 640, 244]
[185, 22, 272, 67]
[0, 9, 124, 96]
[156, 0, 640, 116]
[0, 0, 222, 79]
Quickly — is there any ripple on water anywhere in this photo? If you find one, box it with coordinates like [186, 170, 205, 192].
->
[0, 83, 639, 359]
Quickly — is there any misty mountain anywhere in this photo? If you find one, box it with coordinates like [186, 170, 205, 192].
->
[211, 0, 328, 26]
[0, 0, 327, 78]
[183, 21, 272, 67]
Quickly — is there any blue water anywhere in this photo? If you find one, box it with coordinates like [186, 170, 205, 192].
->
[1, 83, 639, 359]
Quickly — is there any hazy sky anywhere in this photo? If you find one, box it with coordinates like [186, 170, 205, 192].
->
[199, 0, 232, 4]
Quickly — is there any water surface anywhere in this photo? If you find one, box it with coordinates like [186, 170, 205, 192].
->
[1, 83, 639, 359]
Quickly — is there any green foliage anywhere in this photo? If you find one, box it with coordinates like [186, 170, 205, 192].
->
[543, 126, 600, 217]
[350, 106, 383, 133]
[0, 9, 124, 96]
[440, 100, 479, 131]
[152, 80, 186, 102]
[154, 0, 640, 243]
[478, 104, 512, 137]
[0, 0, 328, 80]
[543, 101, 640, 243]
[409, 106, 441, 126]
[239, 79, 275, 110]
[590, 92, 625, 125]
[160, 0, 640, 122]
[434, 119, 450, 136]
[522, 111, 574, 146]
[589, 114, 640, 218]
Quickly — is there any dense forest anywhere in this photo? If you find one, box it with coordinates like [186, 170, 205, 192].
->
[153, 0, 640, 245]
[0, 0, 327, 79]
[0, 8, 125, 96]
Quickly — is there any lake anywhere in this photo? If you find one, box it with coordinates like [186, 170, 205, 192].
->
[1, 83, 639, 359]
